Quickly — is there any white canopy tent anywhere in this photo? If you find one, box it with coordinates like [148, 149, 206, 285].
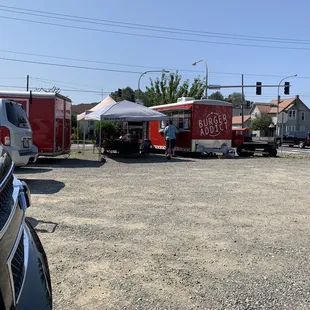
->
[85, 100, 168, 121]
[85, 100, 168, 153]
[76, 95, 116, 149]
[77, 95, 116, 121]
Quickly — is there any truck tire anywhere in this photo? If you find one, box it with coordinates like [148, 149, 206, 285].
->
[236, 145, 254, 157]
[269, 148, 277, 157]
[299, 141, 306, 148]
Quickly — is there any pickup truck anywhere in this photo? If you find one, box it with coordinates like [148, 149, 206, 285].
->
[0, 143, 52, 309]
[277, 131, 310, 148]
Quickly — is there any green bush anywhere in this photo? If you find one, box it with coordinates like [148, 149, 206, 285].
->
[95, 121, 121, 139]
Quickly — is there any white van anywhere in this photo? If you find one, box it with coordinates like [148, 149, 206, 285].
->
[0, 99, 38, 166]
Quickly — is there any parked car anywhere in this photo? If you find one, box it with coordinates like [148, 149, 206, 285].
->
[277, 131, 310, 148]
[0, 143, 52, 309]
[0, 99, 38, 166]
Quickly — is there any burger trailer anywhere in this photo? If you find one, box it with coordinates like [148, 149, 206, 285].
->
[149, 98, 233, 154]
[0, 91, 71, 156]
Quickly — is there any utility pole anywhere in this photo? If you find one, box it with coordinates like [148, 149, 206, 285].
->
[101, 89, 103, 101]
[241, 74, 244, 128]
[26, 75, 29, 91]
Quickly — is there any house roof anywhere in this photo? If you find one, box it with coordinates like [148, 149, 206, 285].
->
[232, 115, 251, 125]
[269, 98, 296, 114]
[72, 103, 97, 115]
[249, 102, 270, 114]
[256, 104, 271, 114]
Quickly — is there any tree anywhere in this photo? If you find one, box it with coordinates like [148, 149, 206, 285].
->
[145, 72, 205, 106]
[250, 114, 272, 132]
[110, 86, 135, 102]
[134, 89, 149, 106]
[227, 92, 244, 107]
[208, 91, 224, 101]
[71, 113, 77, 130]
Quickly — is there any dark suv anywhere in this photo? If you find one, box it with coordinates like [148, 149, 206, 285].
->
[278, 131, 310, 148]
[0, 144, 52, 309]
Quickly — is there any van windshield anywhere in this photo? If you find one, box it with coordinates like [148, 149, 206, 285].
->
[5, 101, 30, 128]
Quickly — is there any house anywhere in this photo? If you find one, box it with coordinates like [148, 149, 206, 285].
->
[248, 95, 310, 137]
[232, 115, 251, 128]
[268, 95, 310, 136]
[72, 103, 98, 138]
[249, 103, 273, 137]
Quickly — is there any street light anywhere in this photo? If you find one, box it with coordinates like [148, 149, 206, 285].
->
[137, 70, 170, 103]
[192, 59, 208, 99]
[276, 74, 297, 148]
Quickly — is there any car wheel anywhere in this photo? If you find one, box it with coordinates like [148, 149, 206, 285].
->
[299, 141, 306, 148]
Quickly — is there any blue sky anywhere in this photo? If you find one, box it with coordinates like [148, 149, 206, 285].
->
[0, 0, 309, 105]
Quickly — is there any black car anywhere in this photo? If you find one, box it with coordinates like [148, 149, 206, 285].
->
[277, 131, 310, 148]
[0, 144, 52, 309]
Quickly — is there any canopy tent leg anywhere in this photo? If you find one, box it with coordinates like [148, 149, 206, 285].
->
[83, 125, 86, 152]
[77, 121, 80, 152]
[98, 118, 102, 160]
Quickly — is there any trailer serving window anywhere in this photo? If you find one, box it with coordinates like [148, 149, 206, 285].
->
[159, 110, 191, 130]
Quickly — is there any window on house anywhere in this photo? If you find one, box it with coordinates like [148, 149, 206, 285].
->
[300, 126, 306, 131]
[286, 126, 296, 132]
[288, 110, 296, 120]
[301, 112, 305, 121]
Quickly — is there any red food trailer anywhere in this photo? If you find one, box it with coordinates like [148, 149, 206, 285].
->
[149, 98, 233, 154]
[0, 91, 71, 156]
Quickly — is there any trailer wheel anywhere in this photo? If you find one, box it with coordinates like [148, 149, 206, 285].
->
[269, 148, 277, 157]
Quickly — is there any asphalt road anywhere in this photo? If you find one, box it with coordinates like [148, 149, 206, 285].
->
[279, 145, 310, 155]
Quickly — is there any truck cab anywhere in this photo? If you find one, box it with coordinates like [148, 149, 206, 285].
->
[0, 99, 38, 166]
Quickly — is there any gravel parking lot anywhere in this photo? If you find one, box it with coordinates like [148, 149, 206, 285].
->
[15, 152, 310, 310]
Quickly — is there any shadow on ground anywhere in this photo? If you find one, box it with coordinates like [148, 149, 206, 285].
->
[26, 217, 58, 233]
[20, 179, 65, 194]
[30, 157, 105, 168]
[14, 167, 53, 175]
[106, 153, 195, 164]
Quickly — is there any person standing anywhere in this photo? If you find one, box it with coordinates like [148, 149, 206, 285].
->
[164, 120, 178, 159]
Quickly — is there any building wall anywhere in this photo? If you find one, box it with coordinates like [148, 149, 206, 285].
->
[276, 100, 310, 135]
[78, 120, 97, 137]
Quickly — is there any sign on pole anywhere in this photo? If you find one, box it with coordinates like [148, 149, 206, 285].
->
[278, 112, 288, 124]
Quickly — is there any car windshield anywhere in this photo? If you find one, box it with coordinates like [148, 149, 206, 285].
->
[5, 101, 30, 128]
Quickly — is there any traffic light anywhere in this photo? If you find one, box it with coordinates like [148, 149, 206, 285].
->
[284, 82, 290, 95]
[256, 82, 262, 95]
[246, 101, 251, 109]
[117, 88, 122, 97]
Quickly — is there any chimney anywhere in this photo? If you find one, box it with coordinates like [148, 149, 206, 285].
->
[295, 95, 299, 100]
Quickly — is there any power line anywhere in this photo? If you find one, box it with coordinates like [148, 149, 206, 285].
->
[2, 15, 310, 51]
[1, 7, 309, 46]
[0, 82, 110, 94]
[0, 56, 143, 74]
[0, 49, 292, 78]
[0, 4, 309, 45]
